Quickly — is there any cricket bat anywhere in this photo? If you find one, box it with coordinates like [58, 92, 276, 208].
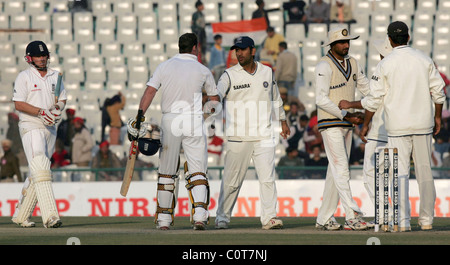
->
[120, 109, 144, 197]
[55, 72, 63, 103]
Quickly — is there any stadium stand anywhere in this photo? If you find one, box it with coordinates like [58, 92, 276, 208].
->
[0, 0, 449, 171]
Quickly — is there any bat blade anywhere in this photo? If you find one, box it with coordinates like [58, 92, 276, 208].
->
[120, 140, 138, 197]
[120, 109, 144, 197]
[55, 72, 63, 103]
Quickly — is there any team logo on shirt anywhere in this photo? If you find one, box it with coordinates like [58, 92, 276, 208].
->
[263, 81, 269, 88]
[353, 74, 357, 81]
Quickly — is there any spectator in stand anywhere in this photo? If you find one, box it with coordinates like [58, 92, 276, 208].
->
[92, 140, 122, 181]
[279, 86, 305, 114]
[192, 0, 207, 64]
[303, 110, 324, 154]
[306, 0, 330, 23]
[252, 0, 280, 29]
[56, 108, 76, 153]
[71, 117, 94, 167]
[275, 41, 298, 97]
[106, 92, 126, 145]
[277, 146, 304, 179]
[283, 103, 308, 150]
[434, 130, 450, 161]
[51, 139, 71, 169]
[209, 34, 227, 83]
[349, 138, 365, 165]
[305, 144, 328, 179]
[0, 139, 22, 182]
[261, 27, 285, 65]
[330, 0, 356, 24]
[6, 112, 26, 166]
[283, 0, 307, 24]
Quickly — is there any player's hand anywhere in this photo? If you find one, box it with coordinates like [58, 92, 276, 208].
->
[434, 116, 442, 136]
[344, 112, 364, 125]
[280, 120, 290, 139]
[359, 124, 369, 143]
[38, 109, 57, 126]
[338, 100, 351, 110]
[49, 105, 62, 124]
[127, 117, 147, 140]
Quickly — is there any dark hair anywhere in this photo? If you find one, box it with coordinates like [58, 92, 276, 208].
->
[279, 41, 287, 49]
[300, 114, 309, 121]
[179, 33, 198, 53]
[389, 34, 409, 45]
[214, 34, 222, 40]
[195, 0, 203, 8]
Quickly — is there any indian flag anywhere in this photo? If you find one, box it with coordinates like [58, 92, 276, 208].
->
[211, 17, 268, 49]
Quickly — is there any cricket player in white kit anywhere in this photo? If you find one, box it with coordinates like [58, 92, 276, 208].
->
[214, 36, 290, 230]
[339, 37, 392, 227]
[11, 40, 66, 228]
[128, 33, 219, 230]
[314, 27, 371, 230]
[360, 21, 446, 231]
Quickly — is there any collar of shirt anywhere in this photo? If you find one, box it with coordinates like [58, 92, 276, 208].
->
[29, 66, 56, 79]
[393, 45, 409, 50]
[174, 53, 198, 61]
[235, 61, 259, 74]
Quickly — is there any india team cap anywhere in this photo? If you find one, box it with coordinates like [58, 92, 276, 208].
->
[371, 37, 393, 58]
[322, 26, 359, 47]
[387, 21, 409, 37]
[230, 36, 255, 50]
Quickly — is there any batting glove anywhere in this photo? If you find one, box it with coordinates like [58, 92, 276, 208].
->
[38, 109, 57, 126]
[127, 117, 147, 140]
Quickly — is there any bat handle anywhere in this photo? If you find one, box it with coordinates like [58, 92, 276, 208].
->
[136, 109, 143, 130]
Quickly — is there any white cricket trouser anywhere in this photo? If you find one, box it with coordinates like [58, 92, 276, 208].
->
[13, 128, 56, 219]
[388, 134, 435, 228]
[157, 113, 209, 225]
[316, 127, 362, 225]
[216, 139, 278, 226]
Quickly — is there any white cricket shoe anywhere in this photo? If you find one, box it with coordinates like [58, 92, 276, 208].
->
[46, 216, 62, 228]
[193, 221, 207, 230]
[316, 217, 342, 231]
[12, 218, 35, 228]
[262, 218, 283, 230]
[215, 221, 229, 229]
[344, 212, 368, 230]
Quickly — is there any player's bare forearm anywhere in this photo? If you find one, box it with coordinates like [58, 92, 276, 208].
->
[14, 101, 41, 116]
[339, 100, 362, 110]
[362, 110, 374, 127]
[138, 85, 157, 114]
[434, 103, 443, 135]
[280, 120, 290, 139]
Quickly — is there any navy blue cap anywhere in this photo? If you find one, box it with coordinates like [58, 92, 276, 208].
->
[230, 36, 255, 50]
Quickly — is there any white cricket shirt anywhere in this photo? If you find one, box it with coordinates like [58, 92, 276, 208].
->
[361, 46, 445, 136]
[12, 66, 67, 131]
[217, 61, 285, 141]
[315, 52, 370, 129]
[146, 53, 217, 115]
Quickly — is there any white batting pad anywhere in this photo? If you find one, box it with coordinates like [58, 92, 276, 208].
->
[30, 155, 60, 227]
[12, 178, 37, 226]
